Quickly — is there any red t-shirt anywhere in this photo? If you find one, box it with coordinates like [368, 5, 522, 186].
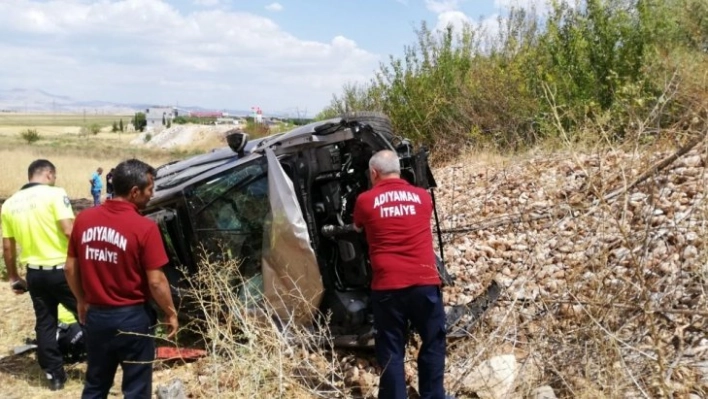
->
[68, 200, 168, 306]
[353, 178, 440, 290]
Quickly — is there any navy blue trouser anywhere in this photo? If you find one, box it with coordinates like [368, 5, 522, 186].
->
[82, 304, 156, 399]
[26, 268, 79, 378]
[372, 285, 446, 399]
[91, 190, 101, 207]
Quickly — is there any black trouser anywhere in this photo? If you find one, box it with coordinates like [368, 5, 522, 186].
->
[372, 285, 446, 399]
[26, 268, 79, 377]
[82, 304, 156, 399]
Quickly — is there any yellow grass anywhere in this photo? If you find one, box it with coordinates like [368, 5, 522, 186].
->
[0, 113, 131, 127]
[0, 125, 182, 199]
[0, 147, 173, 199]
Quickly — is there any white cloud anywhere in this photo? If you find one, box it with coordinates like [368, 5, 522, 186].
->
[425, 0, 462, 14]
[435, 10, 472, 32]
[425, 0, 472, 31]
[265, 2, 283, 12]
[494, 0, 570, 15]
[0, 0, 379, 113]
[193, 0, 220, 6]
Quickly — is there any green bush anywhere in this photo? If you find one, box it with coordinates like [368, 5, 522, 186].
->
[243, 121, 270, 138]
[173, 116, 216, 125]
[88, 123, 102, 135]
[133, 112, 147, 132]
[20, 128, 41, 144]
[320, 0, 708, 157]
[143, 133, 152, 143]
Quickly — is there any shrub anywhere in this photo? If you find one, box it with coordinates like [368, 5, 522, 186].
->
[320, 0, 708, 157]
[143, 133, 152, 143]
[178, 255, 354, 398]
[244, 121, 270, 138]
[88, 123, 102, 135]
[19, 128, 41, 144]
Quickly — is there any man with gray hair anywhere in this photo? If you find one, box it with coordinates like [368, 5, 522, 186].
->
[353, 150, 447, 399]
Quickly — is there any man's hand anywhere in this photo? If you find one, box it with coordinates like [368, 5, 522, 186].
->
[10, 278, 27, 295]
[163, 313, 178, 339]
[78, 300, 88, 324]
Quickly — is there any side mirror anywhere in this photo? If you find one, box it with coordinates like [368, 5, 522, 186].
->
[226, 130, 249, 155]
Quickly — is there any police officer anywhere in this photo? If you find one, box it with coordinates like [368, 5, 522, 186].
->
[65, 158, 178, 399]
[353, 150, 448, 399]
[1, 159, 78, 391]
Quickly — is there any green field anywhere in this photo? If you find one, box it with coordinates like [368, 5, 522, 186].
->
[0, 112, 132, 127]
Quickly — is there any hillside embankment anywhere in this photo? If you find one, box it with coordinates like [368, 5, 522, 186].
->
[419, 139, 708, 398]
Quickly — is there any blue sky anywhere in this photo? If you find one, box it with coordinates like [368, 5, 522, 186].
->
[0, 0, 549, 116]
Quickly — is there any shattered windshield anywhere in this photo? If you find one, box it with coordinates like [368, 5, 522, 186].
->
[186, 158, 269, 280]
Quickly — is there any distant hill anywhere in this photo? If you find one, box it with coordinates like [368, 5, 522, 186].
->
[0, 88, 257, 117]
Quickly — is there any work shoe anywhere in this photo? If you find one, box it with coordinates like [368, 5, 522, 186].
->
[46, 370, 67, 391]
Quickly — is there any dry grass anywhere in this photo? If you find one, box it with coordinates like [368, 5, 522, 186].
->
[0, 146, 173, 199]
[0, 113, 130, 127]
[0, 124, 183, 198]
[175, 256, 356, 398]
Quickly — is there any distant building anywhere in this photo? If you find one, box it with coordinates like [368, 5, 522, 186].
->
[145, 107, 177, 130]
[189, 111, 223, 118]
[215, 117, 244, 126]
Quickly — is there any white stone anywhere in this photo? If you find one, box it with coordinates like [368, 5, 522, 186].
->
[534, 385, 557, 399]
[461, 355, 519, 399]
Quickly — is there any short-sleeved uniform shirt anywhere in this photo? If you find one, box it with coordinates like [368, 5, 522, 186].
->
[0, 184, 74, 266]
[68, 200, 168, 307]
[90, 172, 103, 193]
[353, 178, 440, 291]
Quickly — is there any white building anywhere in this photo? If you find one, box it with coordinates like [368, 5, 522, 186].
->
[145, 107, 177, 130]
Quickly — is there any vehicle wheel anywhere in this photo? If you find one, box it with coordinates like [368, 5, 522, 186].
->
[340, 111, 394, 141]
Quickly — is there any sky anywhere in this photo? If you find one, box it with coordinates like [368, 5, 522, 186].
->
[0, 0, 552, 116]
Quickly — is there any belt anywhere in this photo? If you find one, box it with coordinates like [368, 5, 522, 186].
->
[27, 263, 65, 270]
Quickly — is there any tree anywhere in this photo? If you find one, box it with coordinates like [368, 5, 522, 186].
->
[119, 119, 124, 132]
[112, 121, 119, 132]
[133, 112, 147, 132]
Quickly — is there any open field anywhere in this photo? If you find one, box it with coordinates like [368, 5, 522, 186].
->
[0, 146, 173, 199]
[0, 113, 204, 198]
[0, 112, 133, 138]
[0, 113, 132, 127]
[0, 135, 177, 199]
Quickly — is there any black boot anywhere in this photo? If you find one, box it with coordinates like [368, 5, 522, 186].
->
[46, 369, 67, 391]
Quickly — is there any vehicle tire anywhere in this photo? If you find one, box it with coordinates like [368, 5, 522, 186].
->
[339, 111, 394, 141]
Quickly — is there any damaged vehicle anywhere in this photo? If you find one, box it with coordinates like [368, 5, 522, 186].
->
[144, 112, 498, 348]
